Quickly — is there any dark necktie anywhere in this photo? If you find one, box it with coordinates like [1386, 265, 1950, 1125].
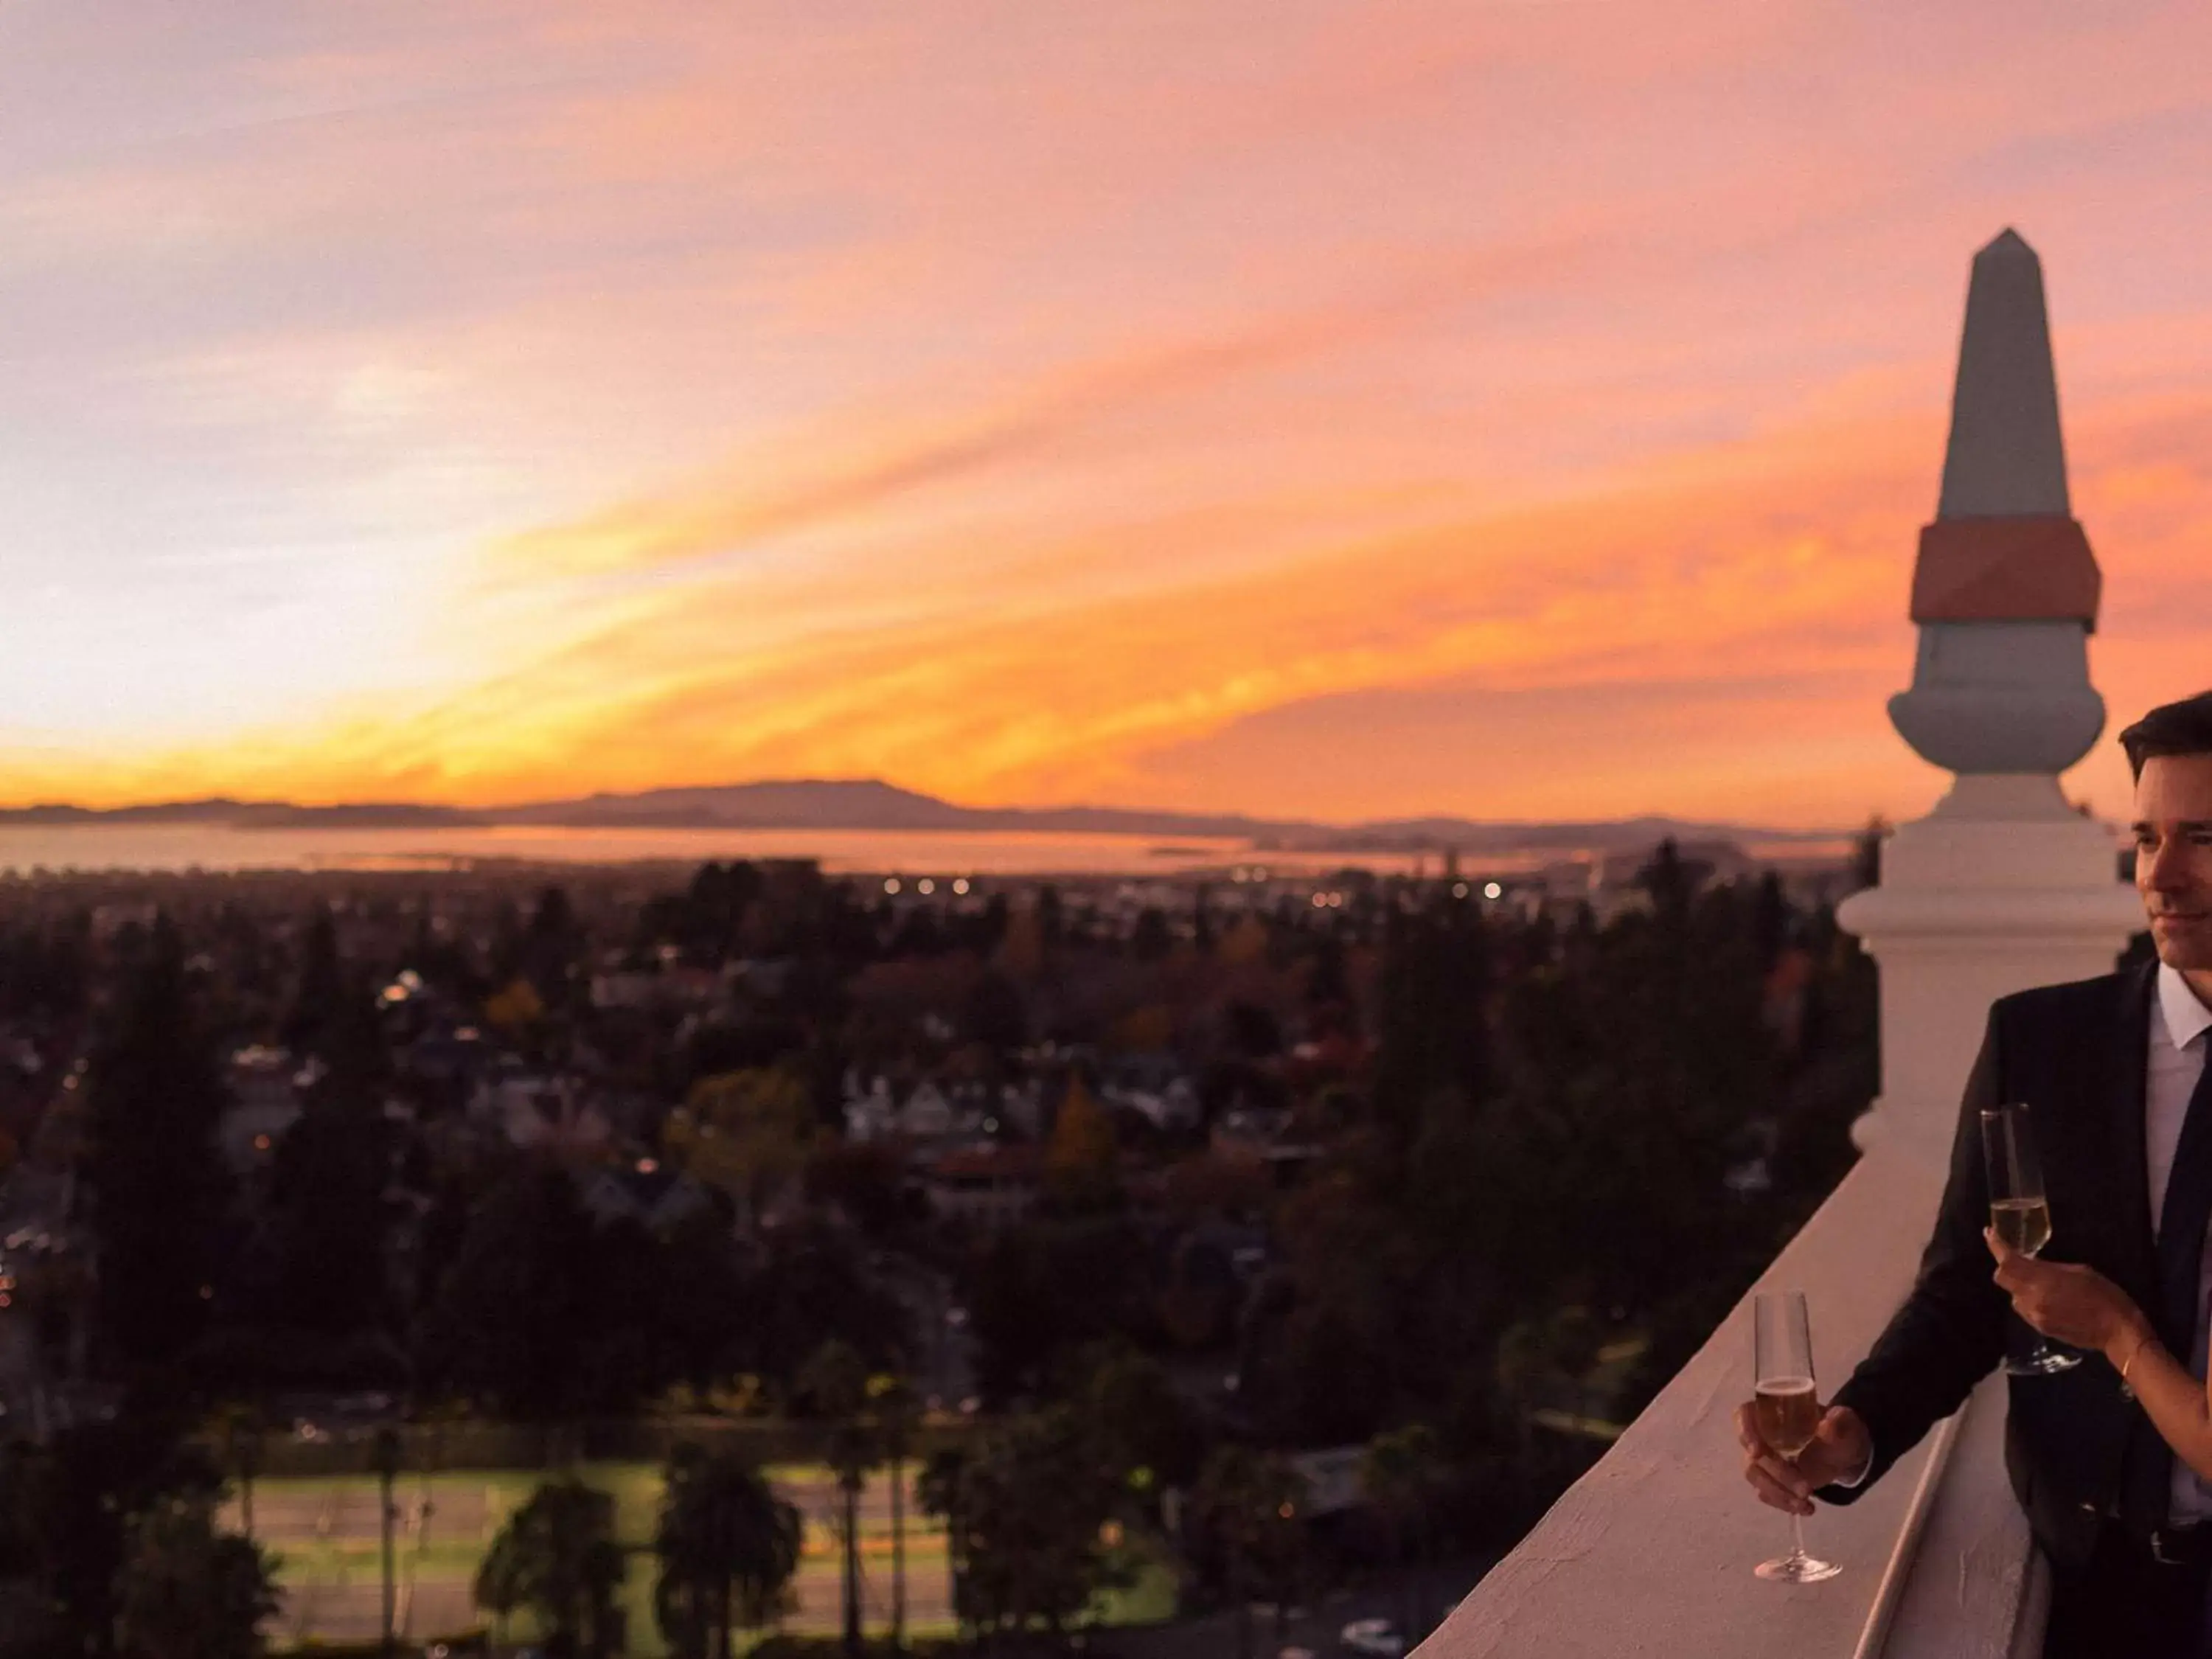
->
[2124, 1048, 2212, 1531]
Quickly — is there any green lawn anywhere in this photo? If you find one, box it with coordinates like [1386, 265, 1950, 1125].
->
[239, 1461, 1175, 1655]
[239, 1462, 955, 1656]
[1091, 1531, 1182, 1628]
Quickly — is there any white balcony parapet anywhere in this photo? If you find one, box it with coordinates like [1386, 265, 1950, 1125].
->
[1414, 1143, 2043, 1658]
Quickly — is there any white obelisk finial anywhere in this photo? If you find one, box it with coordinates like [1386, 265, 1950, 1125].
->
[1842, 231, 2138, 1167]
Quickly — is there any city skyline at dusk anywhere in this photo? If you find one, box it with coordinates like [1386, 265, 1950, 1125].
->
[7, 3, 2212, 829]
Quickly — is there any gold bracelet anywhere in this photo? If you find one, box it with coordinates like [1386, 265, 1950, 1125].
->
[2122, 1332, 2157, 1382]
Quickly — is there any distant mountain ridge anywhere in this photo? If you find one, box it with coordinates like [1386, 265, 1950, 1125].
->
[0, 798, 477, 829]
[0, 779, 1848, 854]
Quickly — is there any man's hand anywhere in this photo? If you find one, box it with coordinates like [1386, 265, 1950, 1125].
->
[1734, 1399, 1870, 1517]
[1986, 1228, 2144, 1357]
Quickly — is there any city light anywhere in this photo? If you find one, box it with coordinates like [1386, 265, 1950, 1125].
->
[1484, 881, 1504, 900]
[917, 877, 935, 894]
[953, 877, 970, 895]
[883, 878, 901, 894]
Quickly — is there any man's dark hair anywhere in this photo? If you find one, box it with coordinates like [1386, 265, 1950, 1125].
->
[2119, 690, 2212, 780]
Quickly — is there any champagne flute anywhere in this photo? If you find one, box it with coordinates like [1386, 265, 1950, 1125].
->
[1753, 1290, 1842, 1583]
[1981, 1102, 2081, 1376]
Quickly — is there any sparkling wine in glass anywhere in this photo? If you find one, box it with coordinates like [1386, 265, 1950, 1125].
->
[1753, 1290, 1842, 1584]
[1981, 1102, 2080, 1376]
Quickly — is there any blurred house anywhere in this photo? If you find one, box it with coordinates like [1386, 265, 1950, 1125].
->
[218, 1045, 303, 1177]
[917, 1143, 1043, 1227]
[1099, 1051, 1200, 1133]
[575, 1161, 712, 1233]
[469, 1068, 611, 1158]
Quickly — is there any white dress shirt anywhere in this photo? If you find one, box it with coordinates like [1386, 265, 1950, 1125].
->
[2143, 963, 2212, 1523]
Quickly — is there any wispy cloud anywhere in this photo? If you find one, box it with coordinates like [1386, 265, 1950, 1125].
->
[6, 1, 2212, 824]
[484, 234, 1596, 584]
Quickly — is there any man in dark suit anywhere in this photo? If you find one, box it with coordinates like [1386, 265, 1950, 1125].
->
[1736, 688, 2212, 1658]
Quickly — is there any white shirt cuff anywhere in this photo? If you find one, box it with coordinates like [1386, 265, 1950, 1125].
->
[1827, 1441, 1874, 1490]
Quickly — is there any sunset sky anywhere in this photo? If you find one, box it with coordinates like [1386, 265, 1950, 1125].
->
[4, 1, 2211, 829]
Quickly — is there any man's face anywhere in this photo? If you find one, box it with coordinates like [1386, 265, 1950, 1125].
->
[2133, 753, 2212, 973]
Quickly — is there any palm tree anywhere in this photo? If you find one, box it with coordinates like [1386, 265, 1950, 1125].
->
[212, 1402, 264, 1540]
[653, 1443, 804, 1659]
[798, 1340, 876, 1657]
[370, 1425, 403, 1659]
[114, 1495, 279, 1659]
[866, 1373, 918, 1651]
[473, 1479, 626, 1658]
[915, 1445, 973, 1643]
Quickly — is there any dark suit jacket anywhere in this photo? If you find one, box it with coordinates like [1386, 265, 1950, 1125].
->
[1826, 961, 2160, 1570]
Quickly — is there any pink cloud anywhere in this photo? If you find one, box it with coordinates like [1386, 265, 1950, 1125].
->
[5, 1, 2212, 829]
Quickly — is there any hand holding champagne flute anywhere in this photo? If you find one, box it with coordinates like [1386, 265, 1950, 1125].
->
[1752, 1290, 1842, 1583]
[1980, 1102, 2080, 1376]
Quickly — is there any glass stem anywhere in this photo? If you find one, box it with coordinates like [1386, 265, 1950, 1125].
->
[1791, 1509, 1809, 1564]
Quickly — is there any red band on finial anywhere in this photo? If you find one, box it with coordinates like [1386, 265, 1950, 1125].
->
[1908, 517, 2100, 630]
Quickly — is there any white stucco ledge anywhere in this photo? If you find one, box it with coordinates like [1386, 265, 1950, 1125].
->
[1416, 1147, 2046, 1658]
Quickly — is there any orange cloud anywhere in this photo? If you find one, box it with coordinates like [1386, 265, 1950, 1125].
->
[483, 233, 1598, 585]
[0, 402, 1909, 810]
[10, 3, 2212, 832]
[19, 361, 2210, 830]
